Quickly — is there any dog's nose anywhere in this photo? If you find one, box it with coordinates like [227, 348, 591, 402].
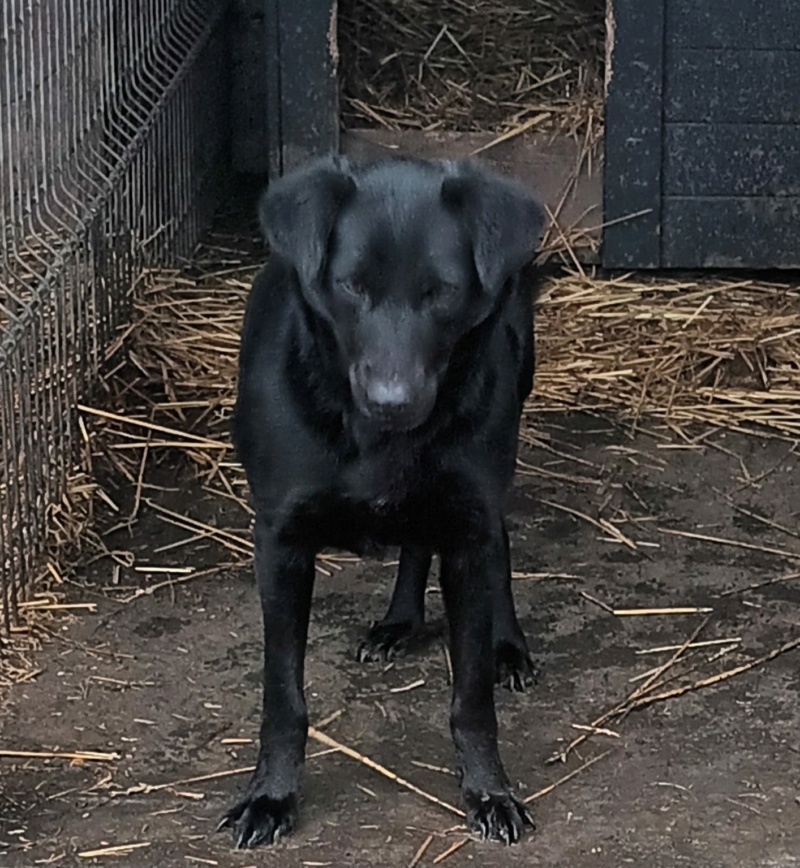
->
[351, 361, 433, 429]
[366, 378, 412, 410]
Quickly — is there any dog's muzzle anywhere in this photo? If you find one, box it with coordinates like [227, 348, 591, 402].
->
[349, 363, 436, 432]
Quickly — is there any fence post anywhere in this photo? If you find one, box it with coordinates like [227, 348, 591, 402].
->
[230, 0, 339, 177]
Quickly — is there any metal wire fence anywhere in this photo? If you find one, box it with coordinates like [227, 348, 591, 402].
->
[0, 0, 231, 636]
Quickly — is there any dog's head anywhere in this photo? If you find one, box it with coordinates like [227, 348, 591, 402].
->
[259, 156, 545, 433]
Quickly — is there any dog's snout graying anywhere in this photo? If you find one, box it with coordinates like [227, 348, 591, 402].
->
[367, 378, 411, 408]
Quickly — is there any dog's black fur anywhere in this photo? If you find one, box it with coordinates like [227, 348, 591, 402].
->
[221, 155, 545, 849]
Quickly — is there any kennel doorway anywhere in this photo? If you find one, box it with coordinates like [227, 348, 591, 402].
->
[232, 0, 606, 263]
[232, 0, 800, 270]
[337, 0, 606, 265]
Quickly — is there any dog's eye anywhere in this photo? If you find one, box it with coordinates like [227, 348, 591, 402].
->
[336, 279, 365, 300]
[440, 282, 461, 300]
[423, 282, 461, 307]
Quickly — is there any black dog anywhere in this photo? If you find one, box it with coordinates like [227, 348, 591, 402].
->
[222, 155, 545, 849]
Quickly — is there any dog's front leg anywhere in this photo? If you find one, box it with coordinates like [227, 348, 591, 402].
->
[221, 515, 316, 848]
[440, 527, 534, 845]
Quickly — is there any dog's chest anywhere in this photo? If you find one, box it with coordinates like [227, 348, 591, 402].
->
[339, 443, 424, 515]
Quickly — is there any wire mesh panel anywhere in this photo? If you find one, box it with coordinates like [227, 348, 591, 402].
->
[0, 0, 230, 635]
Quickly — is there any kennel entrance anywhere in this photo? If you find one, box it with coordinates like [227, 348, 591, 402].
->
[233, 0, 800, 270]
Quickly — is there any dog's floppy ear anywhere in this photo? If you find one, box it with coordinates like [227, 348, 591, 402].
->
[441, 161, 545, 294]
[258, 155, 356, 288]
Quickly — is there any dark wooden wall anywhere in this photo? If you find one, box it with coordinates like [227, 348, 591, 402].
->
[662, 0, 800, 267]
[604, 0, 800, 269]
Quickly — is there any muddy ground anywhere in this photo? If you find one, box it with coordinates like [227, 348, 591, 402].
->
[1, 413, 799, 867]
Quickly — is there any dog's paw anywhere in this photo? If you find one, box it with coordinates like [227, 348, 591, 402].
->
[463, 788, 534, 845]
[357, 620, 418, 663]
[494, 640, 538, 692]
[218, 793, 297, 849]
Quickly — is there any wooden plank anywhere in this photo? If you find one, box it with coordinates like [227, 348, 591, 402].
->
[229, 0, 273, 175]
[665, 49, 800, 124]
[666, 0, 800, 50]
[276, 0, 340, 173]
[341, 129, 603, 262]
[602, 0, 666, 269]
[264, 0, 283, 178]
[664, 124, 800, 198]
[662, 197, 800, 268]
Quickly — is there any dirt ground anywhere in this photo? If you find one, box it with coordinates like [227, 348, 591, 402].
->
[1, 413, 799, 868]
